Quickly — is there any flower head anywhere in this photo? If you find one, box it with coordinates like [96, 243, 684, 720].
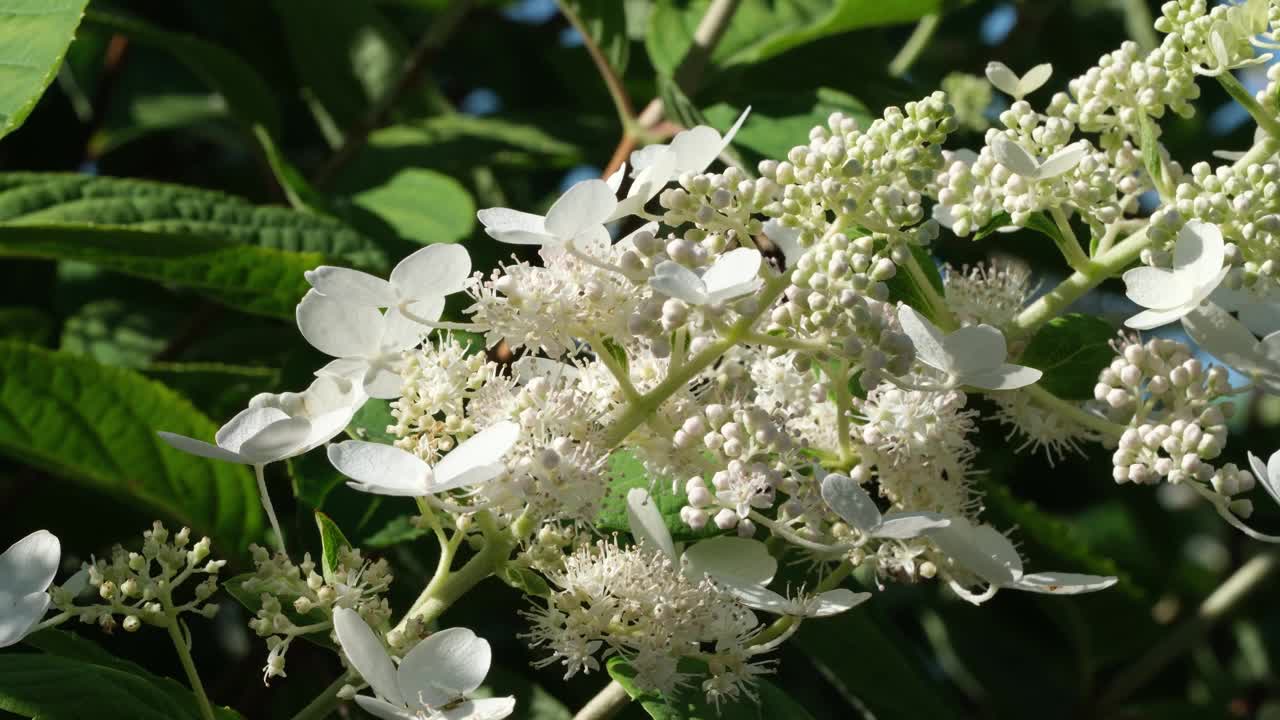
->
[305, 244, 472, 326]
[896, 305, 1042, 390]
[297, 289, 427, 398]
[1123, 221, 1228, 330]
[649, 248, 763, 306]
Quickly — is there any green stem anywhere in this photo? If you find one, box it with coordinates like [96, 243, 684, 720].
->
[828, 360, 857, 464]
[1010, 227, 1153, 339]
[1049, 207, 1094, 273]
[254, 463, 286, 553]
[1021, 385, 1124, 439]
[290, 671, 354, 720]
[394, 511, 514, 634]
[165, 618, 216, 720]
[1121, 0, 1159, 52]
[1097, 552, 1280, 709]
[572, 680, 631, 720]
[1218, 71, 1280, 140]
[887, 14, 940, 78]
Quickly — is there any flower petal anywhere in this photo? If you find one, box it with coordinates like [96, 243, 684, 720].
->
[804, 588, 871, 617]
[1124, 305, 1190, 331]
[297, 289, 384, 358]
[991, 136, 1040, 179]
[763, 219, 805, 269]
[390, 244, 472, 299]
[1035, 141, 1087, 180]
[946, 324, 1007, 375]
[476, 207, 544, 235]
[1123, 266, 1189, 310]
[874, 512, 950, 539]
[683, 537, 777, 585]
[1238, 301, 1280, 337]
[430, 421, 520, 492]
[157, 432, 245, 464]
[0, 591, 50, 648]
[650, 261, 709, 305]
[353, 696, 415, 720]
[333, 607, 406, 706]
[926, 519, 1023, 585]
[440, 697, 517, 720]
[1173, 221, 1225, 283]
[725, 583, 793, 615]
[544, 179, 617, 239]
[305, 266, 396, 307]
[820, 473, 882, 532]
[626, 488, 676, 561]
[237, 417, 312, 463]
[0, 530, 59, 596]
[328, 441, 432, 497]
[897, 305, 953, 372]
[984, 61, 1021, 97]
[380, 306, 425, 352]
[215, 406, 291, 454]
[1017, 63, 1053, 96]
[960, 363, 1043, 391]
[702, 248, 762, 301]
[1011, 572, 1118, 595]
[398, 626, 491, 707]
[1182, 302, 1264, 375]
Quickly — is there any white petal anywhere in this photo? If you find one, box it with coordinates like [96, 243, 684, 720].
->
[0, 530, 60, 595]
[726, 583, 793, 614]
[984, 61, 1021, 97]
[1012, 572, 1118, 595]
[489, 228, 557, 246]
[616, 222, 660, 253]
[431, 421, 520, 491]
[897, 305, 952, 372]
[569, 224, 612, 256]
[1123, 266, 1189, 310]
[1173, 221, 1225, 282]
[926, 520, 1023, 585]
[605, 164, 626, 193]
[1238, 301, 1280, 337]
[315, 357, 369, 382]
[333, 608, 405, 706]
[763, 219, 805, 269]
[353, 696, 415, 720]
[297, 289, 384, 359]
[991, 136, 1040, 178]
[650, 261, 709, 305]
[804, 589, 871, 617]
[683, 537, 777, 585]
[476, 207, 544, 235]
[670, 126, 724, 175]
[1017, 63, 1053, 96]
[379, 306, 425, 352]
[1035, 141, 1086, 180]
[157, 432, 245, 464]
[544, 180, 617, 239]
[0, 591, 50, 648]
[215, 406, 291, 454]
[1182, 302, 1263, 373]
[626, 488, 676, 561]
[946, 324, 1007, 375]
[237, 417, 312, 463]
[714, 106, 751, 159]
[702, 248, 762, 296]
[628, 145, 669, 176]
[328, 441, 432, 497]
[441, 697, 517, 720]
[820, 473, 882, 532]
[1124, 305, 1191, 330]
[874, 512, 950, 539]
[626, 146, 678, 203]
[961, 363, 1043, 391]
[399, 626, 491, 707]
[1248, 451, 1280, 508]
[305, 267, 396, 307]
[391, 244, 472, 299]
[363, 365, 405, 400]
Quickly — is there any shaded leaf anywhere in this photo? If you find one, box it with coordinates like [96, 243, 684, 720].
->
[348, 398, 398, 443]
[315, 510, 353, 584]
[703, 87, 871, 161]
[595, 451, 716, 542]
[353, 169, 475, 246]
[1018, 314, 1116, 400]
[0, 0, 90, 139]
[885, 244, 945, 322]
[60, 298, 181, 368]
[0, 306, 53, 345]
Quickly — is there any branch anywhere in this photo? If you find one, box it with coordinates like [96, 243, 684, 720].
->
[557, 1, 634, 132]
[572, 680, 631, 720]
[887, 13, 940, 78]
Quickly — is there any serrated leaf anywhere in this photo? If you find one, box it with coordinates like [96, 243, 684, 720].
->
[1018, 314, 1116, 400]
[84, 10, 280, 137]
[0, 0, 90, 139]
[703, 88, 871, 161]
[595, 450, 716, 542]
[646, 0, 970, 77]
[0, 652, 243, 720]
[885, 244, 945, 322]
[607, 656, 816, 720]
[560, 0, 630, 76]
[315, 510, 353, 584]
[353, 169, 475, 246]
[0, 342, 264, 553]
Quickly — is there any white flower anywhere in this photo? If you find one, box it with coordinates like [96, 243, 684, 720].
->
[990, 136, 1087, 181]
[896, 305, 1042, 390]
[1122, 221, 1228, 330]
[628, 108, 750, 180]
[0, 530, 59, 648]
[925, 519, 1117, 605]
[297, 289, 426, 399]
[476, 179, 614, 249]
[820, 473, 950, 540]
[649, 248, 763, 306]
[332, 608, 514, 720]
[1182, 302, 1280, 393]
[327, 421, 520, 496]
[984, 61, 1052, 99]
[1247, 449, 1280, 510]
[159, 374, 365, 466]
[305, 244, 472, 326]
[1210, 282, 1280, 336]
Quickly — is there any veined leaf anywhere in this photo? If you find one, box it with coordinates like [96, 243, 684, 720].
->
[353, 169, 475, 246]
[1018, 314, 1117, 400]
[607, 656, 816, 719]
[0, 0, 90, 139]
[0, 342, 265, 553]
[315, 510, 353, 584]
[885, 244, 946, 323]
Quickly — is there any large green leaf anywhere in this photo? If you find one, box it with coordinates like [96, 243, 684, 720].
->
[646, 0, 967, 77]
[607, 656, 816, 719]
[0, 342, 264, 553]
[84, 10, 280, 137]
[1017, 314, 1117, 400]
[0, 173, 386, 318]
[884, 244, 946, 323]
[353, 168, 475, 246]
[0, 0, 90, 139]
[60, 298, 182, 368]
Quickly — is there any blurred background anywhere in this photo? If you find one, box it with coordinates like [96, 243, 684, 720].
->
[1, 0, 1278, 718]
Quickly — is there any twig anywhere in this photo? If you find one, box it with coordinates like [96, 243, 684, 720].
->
[557, 1, 634, 132]
[572, 680, 631, 720]
[887, 13, 940, 78]
[313, 0, 473, 187]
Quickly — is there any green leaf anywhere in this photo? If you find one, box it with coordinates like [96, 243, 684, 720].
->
[0, 342, 264, 553]
[0, 306, 53, 345]
[703, 88, 871, 161]
[1137, 110, 1166, 196]
[84, 10, 280, 137]
[1018, 314, 1116, 400]
[499, 564, 552, 597]
[646, 0, 968, 77]
[884, 244, 945, 322]
[0, 0, 90, 139]
[972, 212, 1012, 240]
[560, 0, 631, 76]
[60, 298, 181, 368]
[595, 451, 716, 542]
[0, 653, 240, 720]
[347, 398, 398, 443]
[797, 604, 961, 719]
[315, 510, 353, 584]
[353, 169, 476, 246]
[362, 515, 428, 548]
[253, 125, 330, 214]
[607, 656, 816, 719]
[141, 362, 281, 421]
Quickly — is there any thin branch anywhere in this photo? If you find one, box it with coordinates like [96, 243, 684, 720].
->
[572, 680, 631, 720]
[313, 0, 473, 187]
[557, 1, 634, 132]
[887, 13, 940, 78]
